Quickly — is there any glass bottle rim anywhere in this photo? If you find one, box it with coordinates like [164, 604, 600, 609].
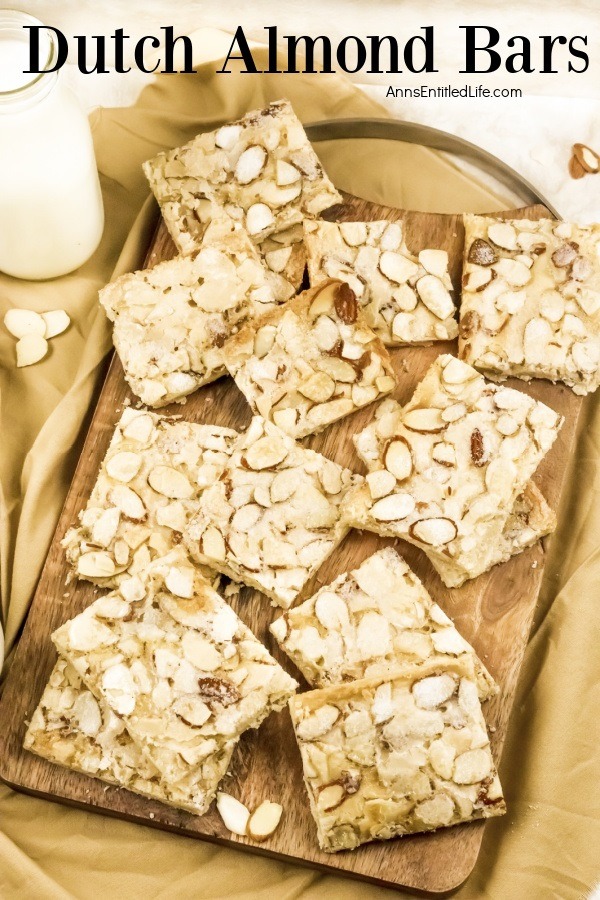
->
[0, 8, 58, 107]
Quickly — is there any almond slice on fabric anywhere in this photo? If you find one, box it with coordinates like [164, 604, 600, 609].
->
[16, 333, 48, 367]
[247, 800, 284, 841]
[5, 308, 46, 339]
[216, 792, 250, 835]
[42, 309, 70, 338]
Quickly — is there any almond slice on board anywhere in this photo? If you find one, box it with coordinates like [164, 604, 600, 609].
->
[216, 792, 250, 835]
[247, 801, 284, 841]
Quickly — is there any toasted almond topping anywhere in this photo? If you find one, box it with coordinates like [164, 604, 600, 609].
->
[276, 159, 301, 185]
[148, 465, 194, 498]
[468, 238, 497, 266]
[339, 221, 368, 246]
[442, 357, 477, 385]
[379, 250, 419, 284]
[384, 438, 413, 481]
[371, 492, 416, 522]
[403, 407, 445, 433]
[235, 145, 267, 184]
[77, 551, 117, 578]
[243, 435, 288, 470]
[470, 428, 486, 467]
[106, 451, 142, 483]
[410, 517, 457, 546]
[216, 793, 250, 835]
[246, 203, 275, 236]
[253, 324, 277, 358]
[487, 222, 517, 251]
[334, 282, 358, 324]
[551, 242, 578, 268]
[165, 566, 194, 599]
[413, 673, 457, 709]
[573, 142, 600, 174]
[418, 248, 449, 278]
[416, 275, 454, 320]
[214, 124, 242, 149]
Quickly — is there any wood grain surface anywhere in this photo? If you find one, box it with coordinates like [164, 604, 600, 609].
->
[0, 195, 582, 895]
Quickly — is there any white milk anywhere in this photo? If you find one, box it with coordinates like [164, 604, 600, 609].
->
[0, 11, 104, 280]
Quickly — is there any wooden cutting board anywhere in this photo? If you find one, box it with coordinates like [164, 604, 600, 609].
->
[0, 195, 582, 895]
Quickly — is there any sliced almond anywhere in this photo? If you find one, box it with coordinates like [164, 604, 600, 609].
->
[314, 591, 350, 629]
[276, 159, 301, 185]
[317, 784, 345, 812]
[380, 222, 403, 250]
[539, 291, 565, 322]
[409, 517, 457, 546]
[384, 438, 413, 481]
[5, 308, 46, 339]
[416, 275, 454, 320]
[235, 145, 267, 184]
[216, 793, 250, 835]
[16, 333, 48, 367]
[122, 414, 155, 444]
[42, 309, 70, 338]
[487, 222, 517, 251]
[334, 282, 358, 324]
[106, 451, 142, 484]
[339, 222, 368, 246]
[165, 566, 195, 599]
[148, 465, 194, 499]
[432, 441, 456, 466]
[468, 239, 497, 266]
[202, 526, 226, 561]
[298, 372, 336, 403]
[572, 257, 593, 281]
[569, 154, 586, 180]
[371, 492, 415, 521]
[413, 673, 457, 709]
[214, 124, 242, 149]
[77, 551, 117, 579]
[246, 203, 275, 236]
[313, 315, 339, 352]
[366, 469, 396, 500]
[247, 801, 283, 841]
[109, 486, 146, 520]
[442, 357, 477, 385]
[551, 243, 578, 268]
[403, 408, 445, 433]
[253, 324, 277, 358]
[419, 249, 449, 278]
[573, 142, 600, 174]
[493, 258, 532, 287]
[243, 435, 288, 470]
[463, 268, 494, 292]
[264, 247, 293, 273]
[379, 250, 419, 284]
[91, 508, 120, 547]
[309, 281, 336, 317]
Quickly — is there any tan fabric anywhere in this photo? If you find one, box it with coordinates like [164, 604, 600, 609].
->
[1, 28, 597, 900]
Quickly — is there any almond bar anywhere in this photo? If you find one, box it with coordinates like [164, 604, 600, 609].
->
[289, 658, 506, 852]
[345, 355, 562, 586]
[221, 280, 397, 438]
[459, 215, 600, 395]
[24, 658, 235, 816]
[270, 547, 496, 698]
[143, 99, 341, 252]
[52, 556, 297, 784]
[100, 219, 279, 407]
[62, 408, 238, 588]
[305, 220, 458, 345]
[183, 417, 362, 608]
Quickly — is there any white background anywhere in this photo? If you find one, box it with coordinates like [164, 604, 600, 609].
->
[17, 0, 600, 220]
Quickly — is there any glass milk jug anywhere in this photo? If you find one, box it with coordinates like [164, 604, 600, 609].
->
[0, 10, 104, 280]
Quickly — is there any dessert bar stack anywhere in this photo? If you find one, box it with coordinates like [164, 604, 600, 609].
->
[269, 547, 504, 851]
[26, 555, 297, 814]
